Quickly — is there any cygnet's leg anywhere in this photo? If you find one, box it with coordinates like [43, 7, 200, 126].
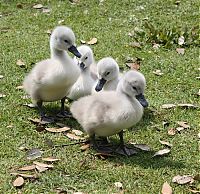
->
[57, 97, 72, 118]
[115, 131, 137, 156]
[36, 101, 54, 123]
[90, 134, 112, 153]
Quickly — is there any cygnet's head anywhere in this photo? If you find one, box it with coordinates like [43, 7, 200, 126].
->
[119, 70, 148, 107]
[77, 45, 94, 71]
[95, 57, 119, 91]
[50, 26, 81, 58]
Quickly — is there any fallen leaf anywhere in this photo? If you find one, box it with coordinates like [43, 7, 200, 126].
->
[177, 121, 190, 129]
[178, 36, 185, 45]
[159, 140, 172, 147]
[18, 165, 36, 171]
[6, 125, 14, 128]
[16, 59, 25, 67]
[72, 129, 84, 136]
[168, 128, 176, 136]
[23, 103, 36, 108]
[0, 75, 4, 79]
[35, 165, 48, 173]
[58, 19, 64, 24]
[163, 121, 170, 128]
[42, 8, 51, 13]
[0, 93, 6, 98]
[114, 182, 123, 189]
[198, 133, 200, 139]
[188, 189, 200, 193]
[177, 103, 198, 109]
[33, 4, 43, 9]
[172, 175, 194, 184]
[153, 148, 170, 157]
[18, 145, 28, 151]
[130, 143, 151, 151]
[45, 127, 70, 133]
[130, 42, 141, 48]
[95, 152, 114, 159]
[13, 177, 24, 187]
[16, 85, 24, 90]
[26, 148, 42, 160]
[176, 48, 185, 55]
[33, 161, 54, 168]
[11, 173, 38, 179]
[176, 127, 184, 132]
[73, 192, 85, 194]
[196, 89, 200, 96]
[87, 38, 97, 45]
[28, 118, 41, 124]
[46, 29, 52, 35]
[161, 182, 172, 194]
[153, 69, 164, 76]
[80, 40, 86, 44]
[153, 43, 160, 49]
[125, 57, 141, 71]
[65, 133, 85, 140]
[42, 157, 60, 162]
[80, 144, 90, 151]
[161, 104, 176, 109]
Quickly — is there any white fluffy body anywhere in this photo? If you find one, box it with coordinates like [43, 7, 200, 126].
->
[68, 45, 96, 100]
[23, 26, 80, 103]
[71, 70, 146, 137]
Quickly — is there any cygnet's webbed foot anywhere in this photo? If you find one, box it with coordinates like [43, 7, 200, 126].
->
[115, 144, 137, 156]
[41, 115, 55, 124]
[115, 130, 137, 156]
[56, 111, 72, 118]
[90, 135, 113, 153]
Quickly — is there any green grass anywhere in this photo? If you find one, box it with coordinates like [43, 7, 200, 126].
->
[0, 0, 199, 193]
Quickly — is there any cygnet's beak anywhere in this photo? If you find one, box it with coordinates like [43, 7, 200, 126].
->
[95, 78, 107, 92]
[68, 45, 81, 58]
[136, 93, 149, 108]
[79, 62, 86, 70]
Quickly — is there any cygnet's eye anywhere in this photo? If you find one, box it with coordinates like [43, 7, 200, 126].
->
[106, 72, 110, 76]
[85, 56, 88, 60]
[132, 86, 137, 91]
[64, 40, 69, 43]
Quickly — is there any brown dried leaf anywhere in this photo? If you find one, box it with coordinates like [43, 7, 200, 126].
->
[188, 189, 200, 193]
[80, 144, 90, 151]
[168, 128, 176, 136]
[28, 118, 41, 124]
[177, 103, 198, 109]
[35, 165, 48, 173]
[161, 182, 172, 194]
[177, 121, 190, 129]
[42, 8, 51, 13]
[11, 173, 37, 178]
[0, 75, 4, 79]
[153, 43, 160, 49]
[87, 38, 97, 45]
[13, 177, 24, 187]
[26, 148, 42, 160]
[80, 40, 86, 44]
[33, 4, 43, 9]
[16, 85, 24, 90]
[16, 59, 25, 67]
[33, 161, 54, 168]
[23, 103, 36, 108]
[153, 69, 164, 76]
[58, 19, 65, 24]
[114, 182, 123, 189]
[45, 127, 70, 133]
[56, 122, 67, 128]
[198, 133, 200, 139]
[153, 148, 170, 157]
[159, 140, 172, 147]
[72, 129, 84, 136]
[176, 48, 185, 55]
[178, 36, 185, 45]
[65, 133, 85, 140]
[176, 127, 184, 132]
[130, 42, 141, 48]
[172, 175, 194, 184]
[18, 165, 36, 171]
[0, 93, 6, 98]
[42, 157, 60, 162]
[161, 104, 176, 109]
[130, 143, 151, 151]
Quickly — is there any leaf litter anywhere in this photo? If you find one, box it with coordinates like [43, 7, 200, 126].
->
[87, 38, 98, 45]
[16, 59, 25, 67]
[42, 157, 60, 162]
[153, 148, 170, 157]
[159, 140, 172, 147]
[172, 175, 194, 184]
[13, 176, 24, 187]
[26, 148, 43, 160]
[45, 127, 70, 133]
[18, 165, 36, 171]
[161, 182, 172, 194]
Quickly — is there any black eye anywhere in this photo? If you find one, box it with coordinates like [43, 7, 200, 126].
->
[64, 40, 69, 43]
[106, 72, 110, 75]
[132, 86, 137, 90]
[85, 56, 88, 60]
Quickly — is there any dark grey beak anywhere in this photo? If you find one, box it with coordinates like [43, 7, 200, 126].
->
[136, 93, 148, 108]
[68, 45, 81, 58]
[79, 62, 86, 70]
[95, 78, 107, 92]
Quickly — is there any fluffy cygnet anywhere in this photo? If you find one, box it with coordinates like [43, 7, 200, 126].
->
[23, 26, 81, 122]
[68, 45, 96, 100]
[70, 70, 148, 156]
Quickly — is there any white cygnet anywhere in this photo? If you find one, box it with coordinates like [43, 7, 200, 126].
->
[70, 70, 148, 156]
[23, 26, 81, 122]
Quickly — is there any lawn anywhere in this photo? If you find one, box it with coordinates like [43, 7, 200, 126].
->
[0, 0, 199, 193]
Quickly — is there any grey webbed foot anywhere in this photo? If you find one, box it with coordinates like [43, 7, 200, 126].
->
[56, 111, 72, 118]
[41, 115, 55, 124]
[115, 145, 137, 156]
